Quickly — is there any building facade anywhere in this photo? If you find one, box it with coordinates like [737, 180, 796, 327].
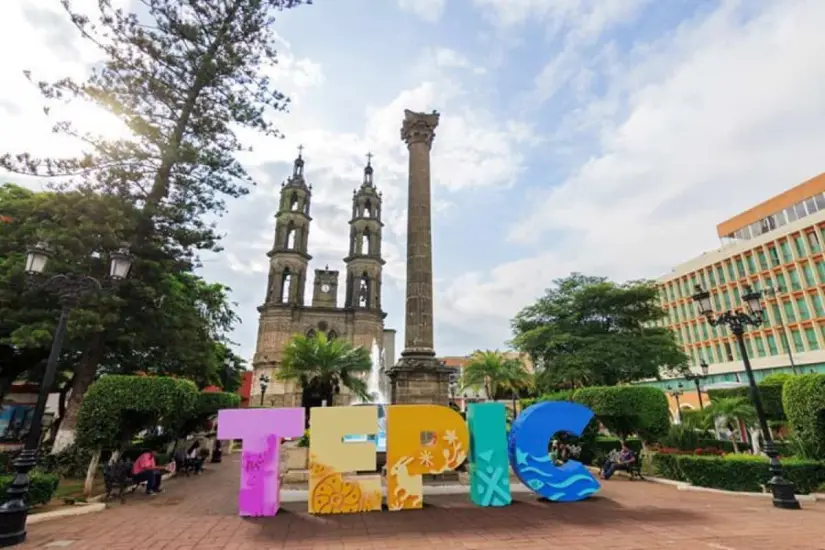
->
[250, 151, 395, 407]
[652, 173, 825, 400]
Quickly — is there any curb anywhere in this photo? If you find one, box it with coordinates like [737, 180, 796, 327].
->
[28, 503, 106, 524]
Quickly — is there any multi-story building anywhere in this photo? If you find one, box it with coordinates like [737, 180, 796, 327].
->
[651, 172, 825, 408]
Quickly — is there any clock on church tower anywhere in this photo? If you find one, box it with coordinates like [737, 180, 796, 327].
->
[312, 266, 339, 308]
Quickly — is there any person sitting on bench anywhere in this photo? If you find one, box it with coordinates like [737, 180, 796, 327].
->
[186, 441, 206, 474]
[601, 443, 636, 480]
[132, 450, 169, 495]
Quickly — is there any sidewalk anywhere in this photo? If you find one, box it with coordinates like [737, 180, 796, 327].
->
[22, 455, 825, 549]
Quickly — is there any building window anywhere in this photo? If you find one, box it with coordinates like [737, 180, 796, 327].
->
[754, 336, 766, 357]
[780, 241, 794, 262]
[812, 294, 825, 317]
[803, 263, 817, 287]
[809, 232, 822, 253]
[796, 297, 811, 320]
[789, 268, 802, 291]
[805, 197, 818, 215]
[783, 300, 796, 322]
[726, 261, 736, 280]
[724, 342, 734, 361]
[775, 210, 788, 227]
[717, 266, 726, 283]
[815, 193, 825, 211]
[805, 327, 819, 350]
[767, 334, 778, 355]
[791, 329, 805, 353]
[757, 250, 769, 270]
[776, 272, 787, 291]
[786, 206, 799, 223]
[795, 201, 808, 220]
[795, 235, 807, 257]
[768, 247, 781, 266]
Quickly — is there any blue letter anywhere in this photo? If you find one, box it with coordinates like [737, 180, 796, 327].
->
[467, 403, 511, 507]
[507, 401, 600, 502]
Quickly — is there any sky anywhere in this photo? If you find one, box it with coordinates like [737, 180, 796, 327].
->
[2, 0, 825, 365]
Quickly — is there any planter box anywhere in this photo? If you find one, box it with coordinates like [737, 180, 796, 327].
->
[284, 446, 308, 471]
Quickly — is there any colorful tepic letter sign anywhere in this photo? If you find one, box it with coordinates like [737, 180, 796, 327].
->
[467, 402, 511, 507]
[386, 405, 469, 510]
[217, 408, 304, 517]
[508, 401, 601, 502]
[308, 406, 383, 514]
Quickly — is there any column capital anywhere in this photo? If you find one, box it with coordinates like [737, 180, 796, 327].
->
[401, 109, 440, 147]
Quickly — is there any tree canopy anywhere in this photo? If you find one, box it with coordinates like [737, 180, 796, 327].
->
[511, 273, 689, 391]
[0, 183, 244, 396]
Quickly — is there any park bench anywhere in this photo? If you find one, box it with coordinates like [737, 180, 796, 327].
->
[173, 450, 201, 477]
[102, 459, 142, 503]
[628, 453, 644, 480]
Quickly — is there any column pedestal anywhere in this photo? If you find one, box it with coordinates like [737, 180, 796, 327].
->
[387, 356, 452, 406]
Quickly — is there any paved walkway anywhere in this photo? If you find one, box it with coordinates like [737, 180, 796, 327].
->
[22, 455, 825, 549]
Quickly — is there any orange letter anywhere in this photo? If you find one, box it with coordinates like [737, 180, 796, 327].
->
[386, 405, 469, 511]
[308, 406, 383, 515]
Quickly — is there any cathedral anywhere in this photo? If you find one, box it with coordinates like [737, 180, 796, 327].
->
[250, 150, 396, 407]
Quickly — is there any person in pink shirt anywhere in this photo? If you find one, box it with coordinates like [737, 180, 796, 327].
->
[131, 450, 167, 495]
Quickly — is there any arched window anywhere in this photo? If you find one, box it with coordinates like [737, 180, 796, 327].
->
[285, 222, 297, 249]
[358, 273, 370, 308]
[363, 199, 372, 218]
[360, 228, 370, 255]
[281, 268, 292, 303]
[290, 192, 299, 211]
[307, 328, 317, 339]
[327, 330, 338, 341]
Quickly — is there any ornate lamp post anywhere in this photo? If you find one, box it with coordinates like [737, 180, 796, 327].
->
[684, 359, 709, 409]
[0, 242, 133, 547]
[666, 383, 684, 423]
[259, 374, 271, 407]
[691, 284, 800, 510]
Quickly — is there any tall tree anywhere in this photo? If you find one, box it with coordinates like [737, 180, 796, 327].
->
[278, 332, 371, 421]
[0, 183, 242, 449]
[461, 350, 532, 414]
[1, 0, 308, 448]
[512, 273, 689, 391]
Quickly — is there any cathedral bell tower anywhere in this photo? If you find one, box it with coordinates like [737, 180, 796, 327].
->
[265, 147, 312, 306]
[344, 154, 385, 311]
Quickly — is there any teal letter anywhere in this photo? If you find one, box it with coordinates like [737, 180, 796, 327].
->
[467, 402, 512, 507]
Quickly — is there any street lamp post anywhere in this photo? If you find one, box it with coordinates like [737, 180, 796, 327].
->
[666, 383, 684, 423]
[684, 360, 709, 409]
[259, 374, 270, 407]
[0, 242, 133, 547]
[691, 284, 800, 510]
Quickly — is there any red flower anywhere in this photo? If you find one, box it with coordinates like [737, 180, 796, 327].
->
[0, 215, 12, 224]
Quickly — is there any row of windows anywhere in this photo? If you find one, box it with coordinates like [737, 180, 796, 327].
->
[662, 222, 825, 305]
[726, 192, 825, 241]
[643, 364, 824, 390]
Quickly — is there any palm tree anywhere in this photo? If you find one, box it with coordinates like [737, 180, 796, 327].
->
[462, 350, 531, 415]
[703, 397, 757, 453]
[277, 332, 371, 417]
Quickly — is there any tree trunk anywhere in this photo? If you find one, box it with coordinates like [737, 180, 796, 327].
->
[46, 374, 75, 446]
[83, 448, 102, 498]
[728, 423, 740, 453]
[53, 335, 104, 453]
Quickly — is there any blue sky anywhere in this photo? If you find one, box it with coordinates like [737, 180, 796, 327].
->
[2, 0, 825, 365]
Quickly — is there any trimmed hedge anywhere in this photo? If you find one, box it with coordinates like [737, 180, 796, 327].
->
[76, 375, 199, 450]
[783, 374, 825, 459]
[521, 390, 575, 409]
[0, 472, 60, 506]
[707, 382, 786, 421]
[653, 453, 825, 494]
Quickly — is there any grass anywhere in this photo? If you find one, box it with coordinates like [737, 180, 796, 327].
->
[53, 475, 106, 502]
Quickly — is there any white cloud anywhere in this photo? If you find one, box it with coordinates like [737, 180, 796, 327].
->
[442, 0, 825, 347]
[397, 0, 445, 23]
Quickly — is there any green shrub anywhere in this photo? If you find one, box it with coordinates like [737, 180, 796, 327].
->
[521, 390, 575, 410]
[0, 452, 17, 474]
[654, 453, 825, 494]
[298, 429, 310, 448]
[783, 374, 825, 459]
[708, 382, 786, 421]
[574, 386, 670, 444]
[660, 425, 703, 451]
[0, 472, 60, 506]
[37, 445, 95, 479]
[698, 438, 750, 453]
[77, 375, 199, 451]
[651, 453, 684, 481]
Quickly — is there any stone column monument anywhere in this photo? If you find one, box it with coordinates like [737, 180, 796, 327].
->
[386, 109, 454, 405]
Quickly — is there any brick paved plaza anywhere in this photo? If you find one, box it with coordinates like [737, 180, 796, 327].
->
[21, 455, 825, 549]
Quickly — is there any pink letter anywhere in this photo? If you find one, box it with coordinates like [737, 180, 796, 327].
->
[217, 408, 305, 517]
